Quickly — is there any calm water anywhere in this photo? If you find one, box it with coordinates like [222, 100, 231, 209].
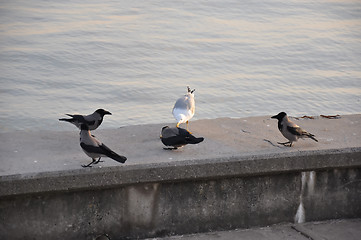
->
[1, 0, 361, 132]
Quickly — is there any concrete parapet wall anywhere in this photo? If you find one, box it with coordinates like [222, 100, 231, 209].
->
[0, 115, 360, 239]
[1, 149, 360, 239]
[1, 148, 360, 197]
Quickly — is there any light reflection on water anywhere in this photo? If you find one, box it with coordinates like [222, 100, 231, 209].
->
[0, 0, 360, 132]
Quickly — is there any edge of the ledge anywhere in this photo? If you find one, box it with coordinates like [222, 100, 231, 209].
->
[1, 147, 361, 198]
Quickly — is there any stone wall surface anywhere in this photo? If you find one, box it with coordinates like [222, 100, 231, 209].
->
[0, 115, 360, 239]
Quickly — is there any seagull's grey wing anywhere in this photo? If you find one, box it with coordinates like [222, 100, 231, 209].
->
[287, 126, 304, 136]
[174, 97, 189, 110]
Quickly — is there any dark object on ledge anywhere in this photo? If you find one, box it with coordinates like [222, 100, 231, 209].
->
[160, 126, 204, 150]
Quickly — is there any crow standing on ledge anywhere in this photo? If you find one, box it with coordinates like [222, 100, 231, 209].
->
[79, 124, 127, 167]
[59, 109, 111, 130]
[272, 112, 318, 147]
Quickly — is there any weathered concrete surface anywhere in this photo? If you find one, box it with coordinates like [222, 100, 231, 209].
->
[1, 168, 360, 239]
[0, 114, 360, 196]
[1, 114, 360, 177]
[146, 219, 361, 240]
[0, 147, 360, 197]
[0, 115, 360, 239]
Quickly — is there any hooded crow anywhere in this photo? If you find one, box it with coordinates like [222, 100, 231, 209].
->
[271, 112, 318, 147]
[59, 109, 111, 130]
[160, 126, 204, 150]
[172, 86, 195, 132]
[79, 124, 127, 167]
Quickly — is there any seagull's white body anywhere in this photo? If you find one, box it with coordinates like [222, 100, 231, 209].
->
[172, 90, 195, 127]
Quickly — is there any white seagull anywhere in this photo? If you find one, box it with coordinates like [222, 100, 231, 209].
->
[271, 112, 318, 147]
[59, 109, 111, 130]
[172, 86, 195, 131]
[79, 124, 127, 167]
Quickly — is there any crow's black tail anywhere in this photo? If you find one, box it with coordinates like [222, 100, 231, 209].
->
[187, 137, 204, 145]
[307, 133, 318, 142]
[107, 152, 127, 163]
[100, 144, 127, 163]
[59, 118, 73, 123]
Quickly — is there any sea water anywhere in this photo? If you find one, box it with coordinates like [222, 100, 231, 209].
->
[1, 0, 360, 132]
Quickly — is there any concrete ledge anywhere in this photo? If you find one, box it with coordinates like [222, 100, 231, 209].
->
[0, 115, 360, 239]
[1, 147, 361, 198]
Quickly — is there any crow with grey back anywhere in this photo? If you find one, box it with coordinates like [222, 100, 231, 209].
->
[59, 109, 111, 130]
[79, 124, 127, 167]
[271, 112, 318, 147]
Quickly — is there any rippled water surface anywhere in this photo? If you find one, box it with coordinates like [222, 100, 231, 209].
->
[1, 0, 361, 132]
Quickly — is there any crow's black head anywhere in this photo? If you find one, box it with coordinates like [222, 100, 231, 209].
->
[271, 112, 287, 121]
[95, 109, 112, 116]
